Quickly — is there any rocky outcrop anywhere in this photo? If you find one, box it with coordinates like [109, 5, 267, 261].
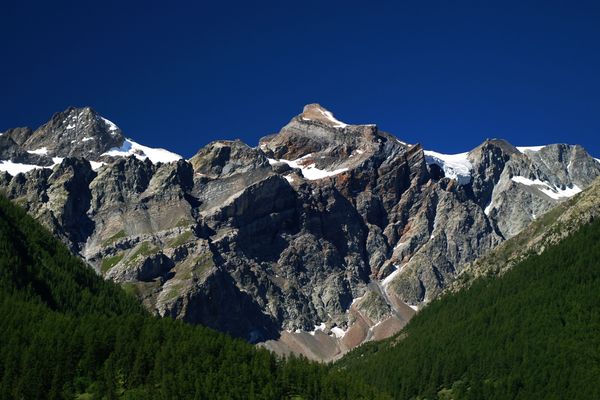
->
[1, 104, 599, 361]
[22, 107, 126, 159]
[449, 176, 600, 292]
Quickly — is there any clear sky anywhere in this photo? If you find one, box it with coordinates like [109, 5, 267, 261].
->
[2, 0, 599, 158]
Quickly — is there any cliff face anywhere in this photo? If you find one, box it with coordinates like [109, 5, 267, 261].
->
[2, 103, 599, 360]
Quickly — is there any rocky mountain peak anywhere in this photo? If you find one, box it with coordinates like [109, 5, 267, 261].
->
[0, 107, 181, 177]
[1, 104, 599, 362]
[473, 138, 520, 156]
[299, 103, 349, 128]
[258, 104, 390, 180]
[22, 106, 126, 159]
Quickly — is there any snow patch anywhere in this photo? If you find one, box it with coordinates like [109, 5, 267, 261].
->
[393, 239, 408, 251]
[349, 149, 364, 158]
[484, 202, 493, 216]
[302, 108, 347, 128]
[102, 139, 182, 164]
[0, 156, 69, 176]
[27, 147, 49, 155]
[318, 108, 347, 128]
[382, 265, 404, 288]
[540, 185, 582, 199]
[268, 154, 348, 180]
[81, 137, 94, 142]
[90, 161, 104, 171]
[350, 294, 365, 307]
[101, 117, 119, 134]
[0, 160, 45, 175]
[309, 323, 326, 336]
[408, 305, 419, 312]
[511, 176, 582, 200]
[330, 326, 346, 339]
[430, 218, 438, 239]
[424, 150, 472, 185]
[516, 145, 546, 153]
[300, 164, 348, 180]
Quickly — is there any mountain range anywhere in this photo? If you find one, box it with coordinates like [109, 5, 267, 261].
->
[1, 103, 598, 361]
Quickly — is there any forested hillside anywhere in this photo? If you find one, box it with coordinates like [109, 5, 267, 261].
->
[0, 195, 385, 399]
[338, 218, 600, 399]
[3, 187, 600, 400]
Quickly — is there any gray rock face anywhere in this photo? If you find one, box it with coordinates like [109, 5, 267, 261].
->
[469, 140, 600, 238]
[190, 139, 271, 179]
[1, 103, 599, 361]
[0, 107, 125, 169]
[22, 107, 125, 159]
[449, 176, 600, 293]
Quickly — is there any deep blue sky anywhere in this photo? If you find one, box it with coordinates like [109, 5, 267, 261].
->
[1, 0, 599, 158]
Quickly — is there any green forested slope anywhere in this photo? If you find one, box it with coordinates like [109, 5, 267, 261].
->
[3, 189, 600, 400]
[0, 196, 386, 400]
[338, 219, 600, 399]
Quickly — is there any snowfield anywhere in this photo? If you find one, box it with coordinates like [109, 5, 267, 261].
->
[516, 145, 546, 153]
[268, 154, 348, 180]
[424, 150, 473, 185]
[511, 176, 582, 200]
[102, 139, 182, 164]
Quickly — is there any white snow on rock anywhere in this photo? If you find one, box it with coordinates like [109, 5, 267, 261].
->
[309, 323, 326, 336]
[516, 145, 546, 153]
[541, 185, 582, 199]
[484, 201, 493, 216]
[424, 150, 473, 185]
[330, 326, 347, 339]
[511, 176, 582, 200]
[382, 264, 404, 288]
[27, 147, 49, 155]
[102, 139, 182, 164]
[0, 160, 46, 175]
[349, 149, 365, 158]
[300, 164, 348, 180]
[302, 108, 348, 128]
[290, 323, 345, 339]
[267, 154, 348, 180]
[0, 156, 68, 176]
[101, 117, 119, 134]
[90, 161, 105, 171]
[350, 294, 365, 307]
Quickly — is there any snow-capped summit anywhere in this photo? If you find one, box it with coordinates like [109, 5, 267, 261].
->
[0, 106, 182, 175]
[1, 103, 600, 364]
[300, 103, 348, 128]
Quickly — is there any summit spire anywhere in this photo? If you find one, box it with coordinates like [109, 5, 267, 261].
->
[299, 103, 348, 128]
